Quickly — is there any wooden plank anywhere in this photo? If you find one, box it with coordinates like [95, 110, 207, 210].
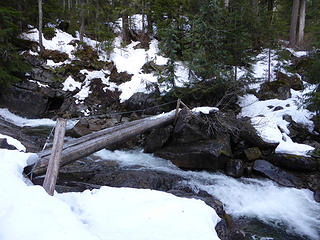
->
[31, 111, 176, 176]
[42, 118, 66, 196]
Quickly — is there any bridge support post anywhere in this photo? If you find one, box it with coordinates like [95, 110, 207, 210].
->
[43, 118, 66, 196]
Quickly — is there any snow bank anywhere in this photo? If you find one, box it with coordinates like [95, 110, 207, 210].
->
[0, 147, 220, 240]
[238, 47, 317, 156]
[0, 108, 77, 130]
[238, 92, 315, 156]
[21, 28, 76, 59]
[21, 27, 190, 104]
[0, 134, 26, 152]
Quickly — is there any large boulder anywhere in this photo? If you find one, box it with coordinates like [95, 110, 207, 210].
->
[275, 71, 304, 91]
[123, 92, 161, 115]
[0, 138, 17, 150]
[225, 159, 244, 178]
[156, 135, 232, 170]
[253, 160, 304, 188]
[270, 153, 319, 172]
[153, 109, 233, 170]
[312, 115, 320, 134]
[171, 108, 211, 144]
[144, 126, 173, 153]
[257, 80, 291, 100]
[0, 84, 49, 117]
[238, 118, 278, 152]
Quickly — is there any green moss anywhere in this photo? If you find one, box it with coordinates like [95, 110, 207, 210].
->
[43, 27, 56, 40]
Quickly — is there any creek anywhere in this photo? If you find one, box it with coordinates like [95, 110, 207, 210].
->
[91, 149, 320, 240]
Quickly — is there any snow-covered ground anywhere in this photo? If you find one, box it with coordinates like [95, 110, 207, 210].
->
[21, 27, 188, 105]
[0, 144, 220, 240]
[238, 49, 317, 156]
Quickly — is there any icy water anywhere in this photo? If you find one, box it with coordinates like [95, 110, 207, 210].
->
[93, 149, 320, 240]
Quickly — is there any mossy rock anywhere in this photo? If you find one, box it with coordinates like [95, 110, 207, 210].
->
[257, 79, 291, 100]
[44, 50, 69, 63]
[275, 71, 304, 91]
[244, 147, 262, 161]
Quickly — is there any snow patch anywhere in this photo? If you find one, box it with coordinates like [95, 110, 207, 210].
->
[0, 134, 26, 152]
[0, 148, 221, 240]
[192, 107, 219, 115]
[62, 76, 82, 91]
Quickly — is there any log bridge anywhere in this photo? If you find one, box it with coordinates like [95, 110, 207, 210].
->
[26, 110, 177, 177]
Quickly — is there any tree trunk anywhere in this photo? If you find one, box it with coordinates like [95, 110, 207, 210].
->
[142, 0, 146, 34]
[234, 66, 237, 81]
[79, 0, 85, 42]
[147, 13, 153, 35]
[289, 0, 300, 47]
[122, 0, 131, 45]
[252, 0, 258, 15]
[68, 0, 71, 10]
[38, 0, 44, 55]
[297, 0, 306, 46]
[268, 48, 271, 81]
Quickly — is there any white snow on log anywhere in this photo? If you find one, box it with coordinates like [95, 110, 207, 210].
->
[192, 107, 219, 115]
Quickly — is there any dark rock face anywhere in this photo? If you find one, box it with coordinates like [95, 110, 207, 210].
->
[0, 138, 17, 150]
[225, 159, 244, 178]
[312, 115, 320, 134]
[0, 84, 49, 118]
[257, 80, 291, 100]
[314, 188, 320, 203]
[156, 136, 231, 170]
[172, 109, 211, 144]
[70, 118, 92, 137]
[144, 126, 173, 153]
[253, 160, 304, 188]
[270, 153, 318, 172]
[152, 109, 233, 170]
[85, 78, 121, 113]
[123, 92, 161, 115]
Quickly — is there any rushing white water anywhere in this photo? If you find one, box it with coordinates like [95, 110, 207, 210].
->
[93, 149, 320, 240]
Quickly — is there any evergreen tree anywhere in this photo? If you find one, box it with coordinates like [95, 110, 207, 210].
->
[0, 2, 30, 87]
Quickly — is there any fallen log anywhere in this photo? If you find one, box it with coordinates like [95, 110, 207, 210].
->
[27, 110, 176, 176]
[38, 117, 148, 159]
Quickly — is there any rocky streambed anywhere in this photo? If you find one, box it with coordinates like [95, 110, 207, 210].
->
[1, 107, 320, 240]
